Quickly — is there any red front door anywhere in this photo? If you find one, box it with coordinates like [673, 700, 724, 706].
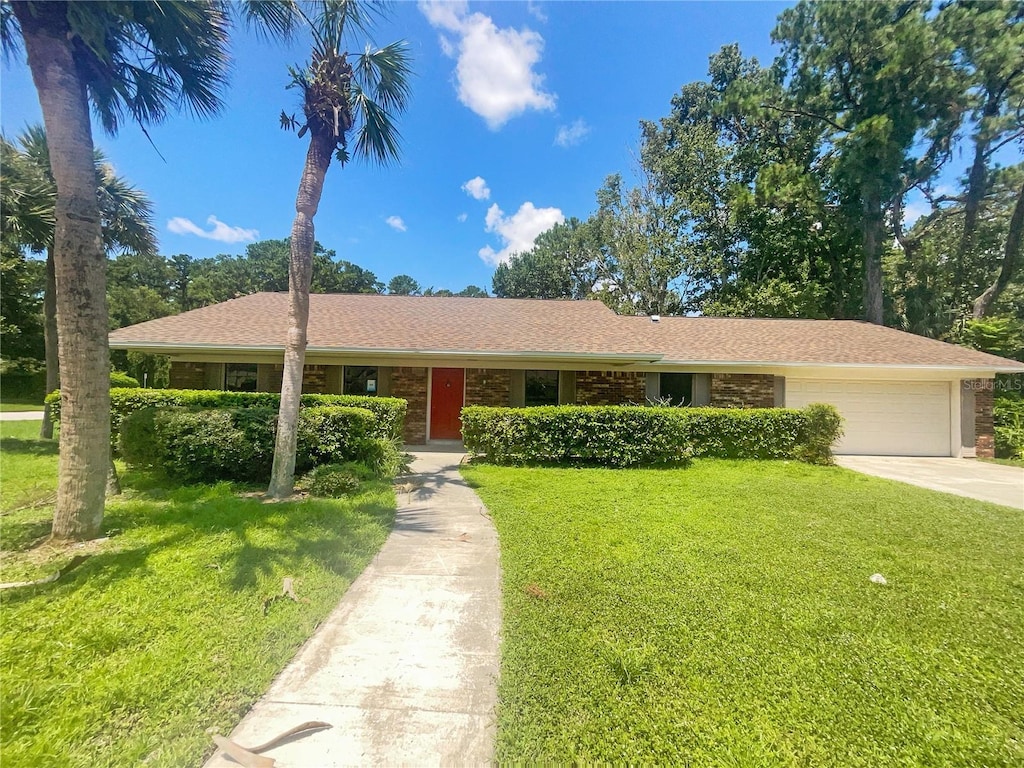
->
[430, 368, 465, 440]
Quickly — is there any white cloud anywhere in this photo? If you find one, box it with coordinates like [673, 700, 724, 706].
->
[478, 201, 563, 266]
[526, 1, 547, 22]
[385, 215, 407, 232]
[462, 176, 491, 200]
[554, 118, 591, 148]
[419, 1, 556, 129]
[902, 201, 930, 226]
[457, 212, 469, 223]
[167, 215, 258, 244]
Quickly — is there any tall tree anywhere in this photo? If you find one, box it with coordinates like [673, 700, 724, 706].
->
[2, 1, 292, 540]
[492, 217, 596, 300]
[10, 125, 157, 439]
[269, 0, 411, 498]
[772, 0, 960, 324]
[387, 273, 421, 295]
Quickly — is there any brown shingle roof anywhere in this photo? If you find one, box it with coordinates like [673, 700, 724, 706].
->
[110, 293, 651, 356]
[109, 292, 1024, 371]
[626, 315, 1023, 369]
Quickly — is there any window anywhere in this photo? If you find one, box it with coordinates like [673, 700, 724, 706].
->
[525, 370, 559, 406]
[344, 366, 378, 396]
[660, 373, 693, 406]
[224, 363, 258, 392]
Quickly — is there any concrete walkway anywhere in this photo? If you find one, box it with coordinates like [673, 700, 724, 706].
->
[837, 456, 1024, 509]
[0, 411, 44, 421]
[205, 449, 501, 768]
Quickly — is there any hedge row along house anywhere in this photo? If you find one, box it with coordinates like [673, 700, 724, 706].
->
[109, 294, 1024, 457]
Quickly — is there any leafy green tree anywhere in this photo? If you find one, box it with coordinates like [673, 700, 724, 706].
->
[387, 274, 421, 295]
[772, 0, 961, 324]
[492, 217, 596, 300]
[270, 0, 411, 498]
[456, 285, 489, 298]
[2, 0, 293, 540]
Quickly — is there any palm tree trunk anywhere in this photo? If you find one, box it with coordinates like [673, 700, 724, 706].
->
[15, 3, 110, 541]
[39, 247, 58, 440]
[268, 133, 334, 498]
[973, 181, 1024, 318]
[862, 184, 885, 325]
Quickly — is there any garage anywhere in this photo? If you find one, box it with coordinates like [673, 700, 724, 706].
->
[786, 379, 952, 456]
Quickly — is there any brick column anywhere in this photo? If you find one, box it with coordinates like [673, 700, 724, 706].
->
[465, 369, 511, 406]
[574, 371, 646, 405]
[973, 378, 995, 459]
[391, 367, 428, 444]
[709, 373, 776, 408]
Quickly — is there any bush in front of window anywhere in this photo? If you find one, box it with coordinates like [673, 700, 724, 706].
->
[461, 404, 842, 467]
[46, 388, 407, 450]
[120, 405, 383, 483]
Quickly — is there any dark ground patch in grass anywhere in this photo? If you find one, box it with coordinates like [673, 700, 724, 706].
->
[463, 460, 1024, 767]
[1, 426, 395, 767]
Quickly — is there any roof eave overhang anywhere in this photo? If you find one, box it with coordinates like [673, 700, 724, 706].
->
[108, 340, 663, 366]
[652, 359, 1022, 375]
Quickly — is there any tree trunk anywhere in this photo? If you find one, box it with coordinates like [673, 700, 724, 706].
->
[15, 2, 110, 541]
[862, 185, 885, 325]
[267, 133, 334, 498]
[39, 247, 58, 440]
[973, 181, 1024, 318]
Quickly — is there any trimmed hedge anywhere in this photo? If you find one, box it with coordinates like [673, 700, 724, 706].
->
[121, 405, 378, 482]
[461, 404, 843, 467]
[47, 387, 406, 447]
[109, 371, 140, 388]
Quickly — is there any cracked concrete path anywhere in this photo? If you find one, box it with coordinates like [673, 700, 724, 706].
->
[204, 450, 501, 768]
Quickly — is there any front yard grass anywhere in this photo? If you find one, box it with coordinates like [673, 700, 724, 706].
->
[462, 460, 1024, 767]
[1, 424, 395, 767]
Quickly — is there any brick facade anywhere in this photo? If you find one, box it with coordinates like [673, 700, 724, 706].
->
[973, 378, 995, 459]
[391, 367, 428, 444]
[574, 371, 646, 405]
[465, 368, 511, 407]
[265, 364, 332, 394]
[169, 361, 207, 389]
[710, 373, 776, 408]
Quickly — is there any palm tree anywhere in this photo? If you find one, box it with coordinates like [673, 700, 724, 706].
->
[268, 0, 411, 498]
[2, 2, 296, 541]
[9, 126, 157, 440]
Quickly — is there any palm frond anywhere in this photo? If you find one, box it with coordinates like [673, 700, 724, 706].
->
[0, 3, 22, 64]
[350, 81, 402, 165]
[238, 0, 301, 41]
[95, 159, 157, 255]
[354, 41, 411, 114]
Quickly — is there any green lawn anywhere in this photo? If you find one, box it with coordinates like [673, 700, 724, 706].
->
[0, 401, 45, 412]
[1, 425, 395, 767]
[984, 457, 1024, 468]
[462, 460, 1024, 767]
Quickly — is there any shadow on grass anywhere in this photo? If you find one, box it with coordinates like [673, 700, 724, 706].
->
[0, 437, 58, 457]
[1, 473, 394, 605]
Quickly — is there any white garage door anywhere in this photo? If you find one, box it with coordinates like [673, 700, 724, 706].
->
[786, 379, 951, 456]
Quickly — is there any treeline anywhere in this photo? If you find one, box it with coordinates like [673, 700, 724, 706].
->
[493, 0, 1023, 354]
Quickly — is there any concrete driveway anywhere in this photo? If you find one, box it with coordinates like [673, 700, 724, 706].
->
[836, 456, 1024, 509]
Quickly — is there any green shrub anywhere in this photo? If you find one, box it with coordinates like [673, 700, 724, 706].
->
[361, 438, 410, 480]
[461, 406, 693, 467]
[295, 406, 376, 471]
[121, 405, 384, 482]
[462, 404, 841, 467]
[994, 398, 1024, 459]
[300, 464, 362, 497]
[110, 371, 140, 388]
[46, 388, 406, 448]
[795, 402, 844, 465]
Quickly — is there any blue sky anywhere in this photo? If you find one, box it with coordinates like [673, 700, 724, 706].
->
[3, 1, 792, 293]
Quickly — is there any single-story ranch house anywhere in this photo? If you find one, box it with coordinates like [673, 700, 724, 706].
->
[109, 293, 1024, 458]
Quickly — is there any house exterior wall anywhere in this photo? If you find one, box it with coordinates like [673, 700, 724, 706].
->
[465, 368, 511, 407]
[391, 367, 428, 444]
[169, 361, 207, 389]
[574, 371, 646, 405]
[710, 373, 776, 408]
[972, 378, 995, 459]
